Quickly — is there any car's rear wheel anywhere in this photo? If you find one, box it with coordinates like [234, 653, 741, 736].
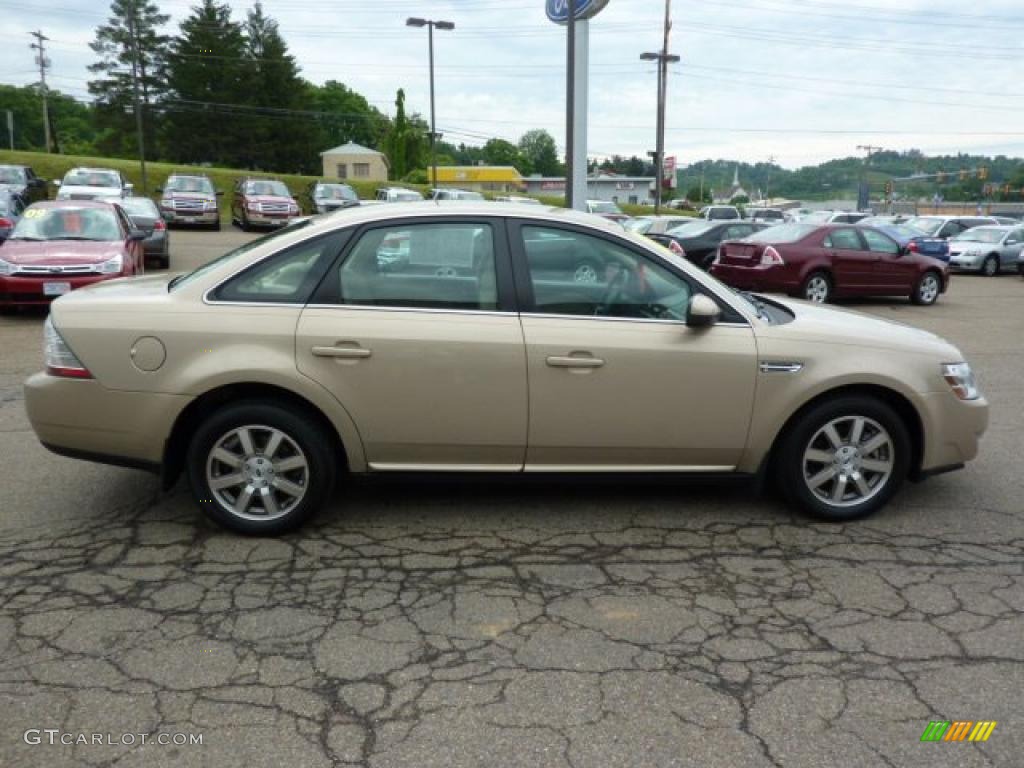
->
[186, 402, 335, 535]
[911, 270, 941, 305]
[778, 395, 910, 522]
[801, 271, 832, 303]
[981, 255, 998, 276]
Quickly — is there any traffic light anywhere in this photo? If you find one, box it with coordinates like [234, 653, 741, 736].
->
[979, 166, 989, 180]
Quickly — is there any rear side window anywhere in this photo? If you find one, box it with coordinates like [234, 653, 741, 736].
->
[824, 229, 864, 250]
[336, 222, 499, 311]
[213, 231, 347, 303]
[862, 229, 899, 254]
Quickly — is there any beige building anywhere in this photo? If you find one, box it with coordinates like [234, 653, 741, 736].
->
[320, 142, 389, 182]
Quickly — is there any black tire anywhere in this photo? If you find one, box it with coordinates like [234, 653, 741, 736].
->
[911, 270, 942, 305]
[186, 401, 336, 535]
[800, 270, 832, 303]
[239, 214, 251, 232]
[777, 395, 910, 522]
[981, 255, 998, 277]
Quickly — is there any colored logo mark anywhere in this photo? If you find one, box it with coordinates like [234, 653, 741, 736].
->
[920, 721, 997, 743]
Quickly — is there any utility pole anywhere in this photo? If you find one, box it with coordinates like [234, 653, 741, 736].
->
[126, 11, 148, 194]
[857, 144, 883, 212]
[565, 0, 576, 208]
[29, 30, 52, 153]
[641, 0, 679, 215]
[765, 154, 775, 205]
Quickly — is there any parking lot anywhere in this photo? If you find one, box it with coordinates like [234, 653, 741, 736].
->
[1, 228, 1022, 767]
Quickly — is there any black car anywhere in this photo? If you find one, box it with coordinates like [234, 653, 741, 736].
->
[648, 220, 767, 270]
[306, 181, 359, 215]
[0, 164, 48, 204]
[117, 197, 169, 268]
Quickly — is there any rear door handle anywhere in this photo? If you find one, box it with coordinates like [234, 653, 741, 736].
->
[546, 355, 605, 369]
[312, 345, 372, 359]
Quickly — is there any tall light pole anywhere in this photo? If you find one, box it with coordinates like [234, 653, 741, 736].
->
[29, 30, 52, 153]
[407, 17, 454, 189]
[641, 0, 678, 215]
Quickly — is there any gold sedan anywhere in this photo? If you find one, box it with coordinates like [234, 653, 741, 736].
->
[24, 204, 989, 534]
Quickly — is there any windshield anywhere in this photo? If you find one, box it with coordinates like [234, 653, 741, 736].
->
[316, 184, 357, 201]
[11, 206, 121, 241]
[166, 176, 214, 195]
[666, 221, 716, 238]
[0, 167, 26, 184]
[951, 227, 1006, 244]
[244, 180, 290, 197]
[63, 170, 120, 188]
[590, 201, 622, 214]
[747, 223, 817, 243]
[169, 219, 312, 291]
[905, 217, 943, 236]
[118, 198, 159, 217]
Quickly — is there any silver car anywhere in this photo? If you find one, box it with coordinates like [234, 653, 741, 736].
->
[54, 167, 132, 201]
[947, 225, 1024, 276]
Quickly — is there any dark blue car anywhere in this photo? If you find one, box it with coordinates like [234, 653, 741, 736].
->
[876, 224, 949, 263]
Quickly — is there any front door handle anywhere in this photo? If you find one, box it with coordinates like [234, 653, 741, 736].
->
[312, 345, 372, 359]
[546, 355, 605, 369]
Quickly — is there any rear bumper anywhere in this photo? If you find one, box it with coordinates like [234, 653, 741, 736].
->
[24, 373, 191, 466]
[0, 273, 120, 306]
[710, 263, 800, 293]
[143, 233, 168, 256]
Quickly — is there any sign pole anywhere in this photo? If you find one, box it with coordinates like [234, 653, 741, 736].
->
[571, 20, 588, 211]
[565, 0, 576, 209]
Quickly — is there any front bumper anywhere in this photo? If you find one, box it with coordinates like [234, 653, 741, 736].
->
[161, 208, 219, 225]
[0, 273, 120, 306]
[246, 212, 300, 227]
[918, 390, 989, 472]
[24, 373, 191, 466]
[948, 253, 985, 271]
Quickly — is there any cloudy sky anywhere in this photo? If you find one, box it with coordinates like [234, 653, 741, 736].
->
[5, 0, 1024, 169]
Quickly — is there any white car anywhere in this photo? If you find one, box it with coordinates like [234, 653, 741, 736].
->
[55, 167, 132, 201]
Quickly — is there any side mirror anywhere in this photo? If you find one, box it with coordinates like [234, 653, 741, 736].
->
[216, 190, 224, 196]
[128, 228, 147, 241]
[686, 294, 721, 328]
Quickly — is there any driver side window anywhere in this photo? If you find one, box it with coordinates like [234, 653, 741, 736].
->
[521, 226, 692, 320]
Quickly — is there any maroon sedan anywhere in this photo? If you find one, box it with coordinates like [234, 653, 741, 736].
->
[0, 200, 145, 308]
[711, 223, 950, 305]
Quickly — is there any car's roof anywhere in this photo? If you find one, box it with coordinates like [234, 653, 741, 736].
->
[169, 172, 211, 178]
[66, 167, 120, 173]
[28, 199, 117, 210]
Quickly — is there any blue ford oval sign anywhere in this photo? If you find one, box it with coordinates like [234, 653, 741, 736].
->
[546, 0, 610, 23]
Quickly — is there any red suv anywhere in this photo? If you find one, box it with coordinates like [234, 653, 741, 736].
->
[711, 223, 950, 305]
[231, 178, 300, 230]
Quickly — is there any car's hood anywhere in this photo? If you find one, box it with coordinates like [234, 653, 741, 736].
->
[247, 195, 294, 204]
[0, 240, 123, 265]
[57, 185, 123, 199]
[755, 295, 959, 358]
[948, 241, 989, 253]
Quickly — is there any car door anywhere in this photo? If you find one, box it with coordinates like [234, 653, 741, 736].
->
[296, 217, 528, 471]
[862, 228, 914, 292]
[823, 227, 878, 293]
[509, 221, 757, 470]
[1001, 228, 1024, 269]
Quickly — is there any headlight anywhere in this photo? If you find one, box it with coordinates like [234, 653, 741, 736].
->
[942, 363, 980, 400]
[160, 198, 173, 208]
[97, 254, 124, 274]
[0, 258, 14, 276]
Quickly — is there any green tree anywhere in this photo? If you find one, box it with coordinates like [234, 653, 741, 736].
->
[518, 129, 560, 176]
[242, 2, 315, 172]
[482, 138, 522, 169]
[382, 89, 427, 180]
[306, 80, 388, 156]
[87, 0, 170, 158]
[162, 0, 249, 167]
[0, 84, 97, 154]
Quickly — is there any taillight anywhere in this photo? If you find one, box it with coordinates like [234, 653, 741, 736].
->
[154, 219, 166, 231]
[43, 316, 92, 379]
[0, 217, 12, 229]
[668, 240, 686, 259]
[760, 245, 784, 266]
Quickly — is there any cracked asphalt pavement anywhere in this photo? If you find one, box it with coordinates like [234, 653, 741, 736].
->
[1, 231, 1022, 767]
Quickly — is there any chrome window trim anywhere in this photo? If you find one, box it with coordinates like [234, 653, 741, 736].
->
[303, 303, 516, 318]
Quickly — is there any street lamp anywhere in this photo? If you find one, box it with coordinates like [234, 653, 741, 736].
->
[407, 17, 454, 189]
[641, 50, 680, 215]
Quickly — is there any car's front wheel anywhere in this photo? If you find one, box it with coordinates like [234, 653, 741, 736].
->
[186, 402, 336, 535]
[981, 255, 999, 277]
[778, 396, 910, 522]
[911, 270, 941, 305]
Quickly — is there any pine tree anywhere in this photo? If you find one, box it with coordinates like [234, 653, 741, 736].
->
[162, 0, 248, 167]
[88, 0, 170, 158]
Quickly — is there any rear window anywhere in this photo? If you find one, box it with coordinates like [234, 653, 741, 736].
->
[746, 223, 817, 243]
[244, 180, 290, 197]
[118, 197, 159, 217]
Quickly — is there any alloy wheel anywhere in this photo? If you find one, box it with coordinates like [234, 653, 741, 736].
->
[918, 273, 940, 303]
[982, 256, 998, 277]
[804, 275, 830, 303]
[205, 424, 309, 521]
[802, 415, 895, 508]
